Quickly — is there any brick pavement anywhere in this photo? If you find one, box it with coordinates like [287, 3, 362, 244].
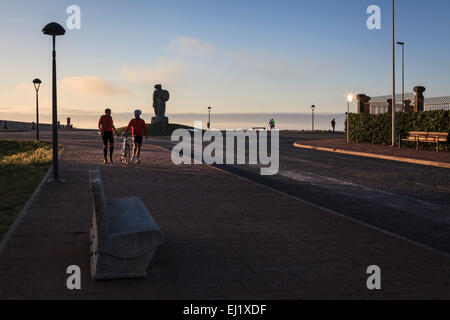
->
[0, 130, 450, 300]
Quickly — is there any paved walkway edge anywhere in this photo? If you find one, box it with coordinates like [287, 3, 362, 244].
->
[150, 144, 450, 259]
[213, 165, 450, 260]
[293, 142, 450, 169]
[0, 163, 55, 256]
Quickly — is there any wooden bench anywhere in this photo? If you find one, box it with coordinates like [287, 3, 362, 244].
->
[89, 165, 164, 280]
[400, 131, 449, 152]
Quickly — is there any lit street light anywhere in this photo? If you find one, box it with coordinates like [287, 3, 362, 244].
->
[397, 41, 405, 111]
[32, 78, 42, 142]
[347, 94, 353, 143]
[311, 105, 316, 132]
[42, 22, 65, 181]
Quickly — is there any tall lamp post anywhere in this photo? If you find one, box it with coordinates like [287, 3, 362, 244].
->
[397, 41, 405, 111]
[32, 78, 42, 142]
[392, 0, 396, 146]
[311, 105, 315, 132]
[42, 22, 65, 181]
[347, 94, 353, 143]
[207, 106, 212, 129]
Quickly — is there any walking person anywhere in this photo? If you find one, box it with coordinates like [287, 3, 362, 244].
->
[269, 118, 275, 130]
[331, 118, 336, 134]
[123, 109, 149, 163]
[98, 108, 120, 164]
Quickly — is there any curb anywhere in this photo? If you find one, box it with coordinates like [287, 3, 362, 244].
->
[0, 147, 64, 257]
[293, 143, 450, 169]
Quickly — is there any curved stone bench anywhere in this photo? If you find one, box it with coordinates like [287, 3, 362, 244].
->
[89, 165, 163, 280]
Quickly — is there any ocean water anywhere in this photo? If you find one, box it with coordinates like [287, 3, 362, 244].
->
[0, 112, 346, 131]
[169, 113, 346, 131]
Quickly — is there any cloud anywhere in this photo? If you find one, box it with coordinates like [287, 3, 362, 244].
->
[122, 57, 186, 86]
[168, 37, 216, 56]
[0, 83, 49, 110]
[61, 76, 130, 96]
[225, 50, 298, 79]
[225, 50, 341, 82]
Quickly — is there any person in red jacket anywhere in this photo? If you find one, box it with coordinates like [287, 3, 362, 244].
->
[98, 108, 119, 164]
[123, 109, 149, 163]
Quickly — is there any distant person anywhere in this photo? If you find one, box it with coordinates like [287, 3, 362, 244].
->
[98, 108, 120, 164]
[331, 118, 336, 134]
[269, 118, 275, 130]
[123, 109, 149, 163]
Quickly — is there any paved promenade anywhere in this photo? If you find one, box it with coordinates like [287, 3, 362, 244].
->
[1, 131, 450, 299]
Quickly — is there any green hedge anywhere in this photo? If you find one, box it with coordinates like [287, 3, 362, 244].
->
[346, 110, 450, 144]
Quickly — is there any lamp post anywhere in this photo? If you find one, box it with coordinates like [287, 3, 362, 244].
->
[311, 105, 315, 132]
[392, 0, 396, 146]
[207, 106, 212, 129]
[397, 41, 405, 111]
[32, 78, 42, 142]
[347, 94, 353, 143]
[42, 22, 65, 181]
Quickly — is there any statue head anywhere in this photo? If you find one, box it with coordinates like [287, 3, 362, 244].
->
[155, 84, 162, 90]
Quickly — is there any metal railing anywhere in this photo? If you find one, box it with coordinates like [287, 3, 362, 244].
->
[368, 95, 450, 114]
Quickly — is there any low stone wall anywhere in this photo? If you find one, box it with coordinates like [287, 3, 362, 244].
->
[0, 120, 71, 130]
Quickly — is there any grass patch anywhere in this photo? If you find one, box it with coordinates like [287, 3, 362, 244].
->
[0, 140, 53, 241]
[117, 123, 195, 136]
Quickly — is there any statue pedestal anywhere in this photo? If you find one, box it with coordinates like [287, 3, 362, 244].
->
[151, 116, 169, 125]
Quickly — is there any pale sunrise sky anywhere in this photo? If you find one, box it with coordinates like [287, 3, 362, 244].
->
[1, 0, 449, 128]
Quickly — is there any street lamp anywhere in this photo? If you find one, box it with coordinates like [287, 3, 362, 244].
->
[397, 41, 405, 111]
[311, 105, 316, 132]
[207, 106, 212, 129]
[347, 94, 353, 143]
[392, 0, 396, 146]
[42, 22, 65, 181]
[32, 78, 42, 142]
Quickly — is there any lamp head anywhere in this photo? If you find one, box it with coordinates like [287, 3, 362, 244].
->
[33, 78, 42, 91]
[311, 105, 315, 110]
[208, 106, 211, 111]
[347, 94, 354, 103]
[396, 41, 405, 46]
[42, 22, 66, 36]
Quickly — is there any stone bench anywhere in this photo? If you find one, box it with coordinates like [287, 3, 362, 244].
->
[89, 165, 164, 280]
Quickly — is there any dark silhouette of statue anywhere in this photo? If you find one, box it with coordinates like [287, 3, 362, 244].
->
[152, 84, 170, 125]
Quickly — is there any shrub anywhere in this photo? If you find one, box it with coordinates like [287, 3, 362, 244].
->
[346, 110, 450, 144]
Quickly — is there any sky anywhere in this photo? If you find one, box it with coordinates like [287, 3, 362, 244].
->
[0, 0, 449, 129]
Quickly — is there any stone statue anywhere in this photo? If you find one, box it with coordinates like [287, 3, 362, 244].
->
[152, 84, 170, 125]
